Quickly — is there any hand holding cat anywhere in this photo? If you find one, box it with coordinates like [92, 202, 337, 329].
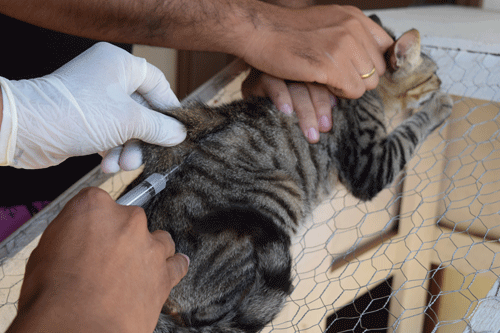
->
[242, 5, 392, 97]
[241, 5, 393, 143]
[7, 187, 189, 333]
[0, 42, 185, 172]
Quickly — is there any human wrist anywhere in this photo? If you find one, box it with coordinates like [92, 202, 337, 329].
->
[228, 1, 293, 59]
[8, 288, 125, 333]
[157, 0, 281, 57]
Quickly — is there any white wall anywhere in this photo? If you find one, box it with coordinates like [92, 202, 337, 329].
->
[132, 45, 177, 93]
[483, 0, 500, 11]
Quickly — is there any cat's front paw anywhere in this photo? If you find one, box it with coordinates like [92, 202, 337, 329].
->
[423, 91, 453, 131]
[432, 92, 453, 119]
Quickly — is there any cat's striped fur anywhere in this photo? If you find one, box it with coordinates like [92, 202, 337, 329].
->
[124, 23, 453, 333]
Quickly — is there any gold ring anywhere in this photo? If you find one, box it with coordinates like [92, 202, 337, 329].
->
[360, 67, 376, 79]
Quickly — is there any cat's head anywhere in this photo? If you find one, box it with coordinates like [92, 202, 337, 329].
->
[376, 24, 441, 110]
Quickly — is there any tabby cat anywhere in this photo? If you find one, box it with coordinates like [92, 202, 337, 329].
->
[124, 18, 453, 333]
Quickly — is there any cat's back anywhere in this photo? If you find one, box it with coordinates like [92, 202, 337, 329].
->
[139, 97, 309, 332]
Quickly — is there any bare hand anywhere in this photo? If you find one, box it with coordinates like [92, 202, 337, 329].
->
[241, 5, 393, 99]
[8, 187, 189, 333]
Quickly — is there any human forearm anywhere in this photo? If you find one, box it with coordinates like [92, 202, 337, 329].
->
[0, 0, 275, 56]
[1, 0, 393, 99]
[262, 0, 314, 8]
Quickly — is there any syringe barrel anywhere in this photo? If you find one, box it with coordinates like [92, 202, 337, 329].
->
[116, 173, 167, 207]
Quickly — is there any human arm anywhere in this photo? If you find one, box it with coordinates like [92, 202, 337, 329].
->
[1, 0, 392, 98]
[6, 187, 189, 333]
[0, 42, 185, 171]
[262, 0, 314, 8]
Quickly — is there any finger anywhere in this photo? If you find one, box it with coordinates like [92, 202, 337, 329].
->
[260, 74, 294, 115]
[131, 105, 187, 147]
[137, 63, 181, 110]
[324, 40, 367, 99]
[119, 139, 143, 171]
[362, 44, 386, 80]
[151, 230, 176, 258]
[164, 253, 190, 288]
[100, 146, 123, 173]
[288, 83, 319, 143]
[306, 83, 334, 133]
[344, 6, 393, 51]
[340, 34, 378, 92]
[345, 7, 392, 78]
[352, 30, 385, 89]
[357, 62, 379, 91]
[242, 71, 294, 116]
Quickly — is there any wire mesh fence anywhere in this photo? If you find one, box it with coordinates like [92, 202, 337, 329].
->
[1, 42, 499, 333]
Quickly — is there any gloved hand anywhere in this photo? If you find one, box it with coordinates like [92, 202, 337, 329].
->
[0, 42, 185, 172]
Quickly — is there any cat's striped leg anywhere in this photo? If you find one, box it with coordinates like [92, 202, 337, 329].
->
[337, 92, 452, 201]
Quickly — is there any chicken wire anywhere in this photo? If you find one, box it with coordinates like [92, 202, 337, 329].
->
[1, 44, 499, 333]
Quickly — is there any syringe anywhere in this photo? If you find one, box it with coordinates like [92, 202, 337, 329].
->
[116, 165, 180, 207]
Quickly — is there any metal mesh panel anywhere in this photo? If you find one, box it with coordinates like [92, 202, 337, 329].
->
[1, 46, 499, 333]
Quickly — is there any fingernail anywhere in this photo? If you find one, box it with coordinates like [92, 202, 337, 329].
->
[330, 95, 337, 107]
[307, 128, 319, 142]
[179, 253, 190, 266]
[280, 104, 293, 115]
[319, 116, 331, 130]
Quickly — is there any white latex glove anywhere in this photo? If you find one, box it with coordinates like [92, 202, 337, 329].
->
[0, 42, 185, 172]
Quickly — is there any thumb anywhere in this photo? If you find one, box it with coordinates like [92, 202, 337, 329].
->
[165, 253, 190, 290]
[131, 104, 187, 147]
[137, 62, 181, 110]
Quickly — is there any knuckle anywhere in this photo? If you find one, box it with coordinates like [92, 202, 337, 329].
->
[343, 81, 365, 99]
[122, 206, 148, 233]
[78, 186, 108, 199]
[337, 33, 357, 51]
[344, 5, 363, 16]
[153, 230, 175, 247]
[128, 205, 147, 222]
[74, 187, 111, 208]
[153, 232, 176, 258]
[341, 12, 362, 30]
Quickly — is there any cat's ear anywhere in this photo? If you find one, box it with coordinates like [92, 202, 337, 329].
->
[390, 29, 421, 70]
